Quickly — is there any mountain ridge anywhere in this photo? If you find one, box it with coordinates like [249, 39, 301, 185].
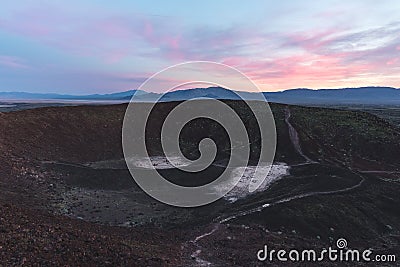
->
[1, 86, 400, 105]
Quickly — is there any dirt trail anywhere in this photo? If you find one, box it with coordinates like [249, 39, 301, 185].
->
[284, 106, 315, 163]
[217, 167, 365, 224]
[186, 106, 367, 266]
[189, 224, 220, 266]
[215, 107, 366, 224]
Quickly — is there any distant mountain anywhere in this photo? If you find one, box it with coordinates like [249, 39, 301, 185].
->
[0, 92, 66, 100]
[56, 90, 146, 100]
[128, 86, 400, 105]
[127, 87, 267, 102]
[0, 90, 146, 100]
[1, 86, 400, 105]
[263, 87, 400, 105]
[160, 87, 241, 101]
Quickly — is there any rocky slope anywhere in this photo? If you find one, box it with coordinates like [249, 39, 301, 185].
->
[0, 101, 399, 266]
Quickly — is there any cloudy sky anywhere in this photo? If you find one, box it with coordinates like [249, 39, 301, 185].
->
[0, 0, 399, 93]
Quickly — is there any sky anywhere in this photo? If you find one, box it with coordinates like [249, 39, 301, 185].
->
[0, 0, 399, 94]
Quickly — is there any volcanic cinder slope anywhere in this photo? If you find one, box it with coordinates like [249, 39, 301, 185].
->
[0, 101, 399, 266]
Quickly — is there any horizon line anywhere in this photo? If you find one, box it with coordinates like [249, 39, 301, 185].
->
[1, 85, 399, 96]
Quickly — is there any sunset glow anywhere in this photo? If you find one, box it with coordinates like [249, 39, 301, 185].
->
[1, 1, 399, 93]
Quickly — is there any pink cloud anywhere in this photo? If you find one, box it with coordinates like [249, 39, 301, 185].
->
[0, 4, 399, 91]
[227, 47, 382, 90]
[221, 57, 247, 66]
[285, 29, 339, 52]
[0, 5, 184, 64]
[386, 58, 399, 65]
[144, 21, 153, 38]
[0, 55, 29, 69]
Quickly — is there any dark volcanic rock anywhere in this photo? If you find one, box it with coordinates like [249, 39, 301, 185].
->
[0, 101, 399, 265]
